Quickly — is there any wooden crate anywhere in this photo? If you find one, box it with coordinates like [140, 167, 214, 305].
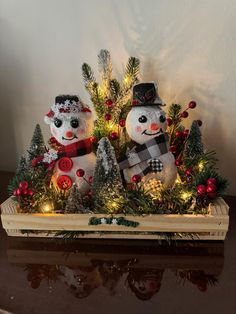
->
[1, 197, 229, 240]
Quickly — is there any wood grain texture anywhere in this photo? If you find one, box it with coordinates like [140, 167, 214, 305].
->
[1, 197, 229, 240]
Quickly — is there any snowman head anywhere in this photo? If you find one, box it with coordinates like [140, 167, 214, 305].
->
[126, 106, 167, 144]
[44, 95, 93, 146]
[126, 82, 166, 145]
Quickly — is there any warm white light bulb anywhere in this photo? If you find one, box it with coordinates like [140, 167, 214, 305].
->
[42, 203, 52, 213]
[198, 162, 204, 171]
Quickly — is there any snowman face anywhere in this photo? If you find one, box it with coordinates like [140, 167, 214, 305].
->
[126, 106, 167, 144]
[49, 112, 93, 146]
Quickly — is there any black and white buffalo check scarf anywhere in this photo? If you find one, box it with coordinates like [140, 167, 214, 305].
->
[118, 133, 169, 178]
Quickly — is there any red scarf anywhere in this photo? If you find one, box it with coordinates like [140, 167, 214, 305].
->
[49, 137, 92, 158]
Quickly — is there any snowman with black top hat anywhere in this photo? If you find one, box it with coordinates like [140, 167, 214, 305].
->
[119, 82, 177, 191]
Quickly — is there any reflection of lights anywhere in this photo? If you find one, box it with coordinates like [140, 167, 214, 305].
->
[175, 178, 181, 184]
[42, 202, 53, 213]
[198, 161, 204, 171]
[181, 192, 192, 201]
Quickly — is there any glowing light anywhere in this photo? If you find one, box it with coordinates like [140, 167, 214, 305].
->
[108, 123, 115, 130]
[198, 161, 204, 172]
[111, 201, 117, 208]
[124, 76, 131, 85]
[42, 202, 53, 213]
[181, 192, 192, 201]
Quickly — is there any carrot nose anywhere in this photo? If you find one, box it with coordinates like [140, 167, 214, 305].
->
[150, 123, 159, 131]
[66, 131, 74, 138]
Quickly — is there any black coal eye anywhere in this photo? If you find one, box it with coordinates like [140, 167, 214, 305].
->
[70, 119, 79, 128]
[138, 115, 147, 123]
[159, 115, 166, 123]
[54, 118, 62, 128]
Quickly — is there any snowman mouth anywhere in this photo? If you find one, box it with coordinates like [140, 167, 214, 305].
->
[62, 135, 78, 141]
[142, 128, 163, 136]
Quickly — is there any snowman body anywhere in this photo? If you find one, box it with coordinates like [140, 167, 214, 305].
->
[52, 151, 96, 195]
[123, 105, 176, 188]
[44, 95, 96, 194]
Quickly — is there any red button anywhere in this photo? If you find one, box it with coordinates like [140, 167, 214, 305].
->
[57, 175, 72, 190]
[58, 157, 73, 172]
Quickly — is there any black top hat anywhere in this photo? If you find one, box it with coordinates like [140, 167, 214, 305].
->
[55, 95, 79, 104]
[131, 82, 164, 107]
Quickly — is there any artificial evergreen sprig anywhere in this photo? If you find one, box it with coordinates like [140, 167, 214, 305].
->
[82, 49, 140, 156]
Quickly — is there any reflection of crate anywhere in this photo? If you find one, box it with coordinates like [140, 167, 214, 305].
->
[1, 197, 229, 240]
[7, 239, 224, 274]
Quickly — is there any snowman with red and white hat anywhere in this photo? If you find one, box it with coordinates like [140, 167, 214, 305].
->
[119, 82, 177, 189]
[44, 95, 96, 194]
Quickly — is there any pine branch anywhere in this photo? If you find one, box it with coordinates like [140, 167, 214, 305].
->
[109, 79, 121, 101]
[82, 63, 96, 85]
[98, 49, 113, 99]
[167, 104, 183, 145]
[82, 63, 97, 97]
[123, 57, 140, 85]
[98, 50, 112, 81]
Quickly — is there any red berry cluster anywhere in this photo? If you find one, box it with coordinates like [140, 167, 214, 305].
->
[167, 101, 203, 169]
[13, 181, 34, 197]
[103, 98, 126, 142]
[76, 168, 85, 177]
[167, 101, 201, 127]
[197, 178, 217, 199]
[132, 174, 141, 183]
[32, 156, 44, 167]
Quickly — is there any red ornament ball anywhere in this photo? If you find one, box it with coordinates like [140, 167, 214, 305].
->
[206, 184, 217, 193]
[183, 129, 189, 137]
[181, 111, 189, 118]
[188, 101, 197, 109]
[13, 189, 18, 196]
[19, 181, 29, 190]
[175, 159, 182, 167]
[119, 119, 126, 127]
[197, 120, 203, 127]
[105, 113, 112, 121]
[175, 130, 183, 138]
[170, 145, 177, 154]
[15, 188, 22, 196]
[110, 132, 119, 140]
[76, 169, 85, 177]
[185, 167, 193, 177]
[105, 99, 114, 108]
[197, 184, 207, 195]
[166, 118, 173, 126]
[88, 176, 93, 184]
[208, 192, 217, 200]
[27, 189, 34, 196]
[132, 175, 141, 183]
[207, 178, 217, 186]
